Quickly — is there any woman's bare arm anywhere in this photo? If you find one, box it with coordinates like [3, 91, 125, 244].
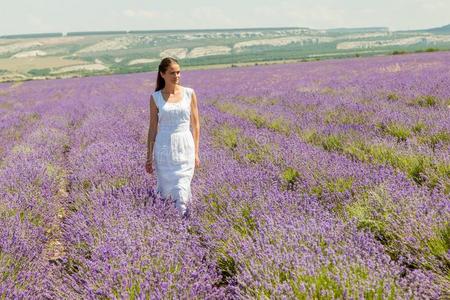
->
[147, 95, 158, 161]
[190, 90, 200, 159]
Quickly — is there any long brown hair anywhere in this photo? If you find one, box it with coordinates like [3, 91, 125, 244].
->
[155, 57, 179, 92]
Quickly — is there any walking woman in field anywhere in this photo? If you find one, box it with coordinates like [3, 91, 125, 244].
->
[145, 57, 201, 217]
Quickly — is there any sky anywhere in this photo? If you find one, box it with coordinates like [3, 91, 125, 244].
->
[1, 0, 449, 36]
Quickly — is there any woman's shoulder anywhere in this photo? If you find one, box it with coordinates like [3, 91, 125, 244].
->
[150, 90, 161, 108]
[184, 86, 197, 97]
[151, 89, 161, 97]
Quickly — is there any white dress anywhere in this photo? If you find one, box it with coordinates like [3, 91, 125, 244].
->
[152, 87, 195, 215]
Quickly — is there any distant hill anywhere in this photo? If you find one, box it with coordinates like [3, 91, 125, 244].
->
[326, 27, 389, 34]
[0, 32, 62, 39]
[0, 27, 305, 39]
[422, 24, 450, 34]
[1, 24, 450, 82]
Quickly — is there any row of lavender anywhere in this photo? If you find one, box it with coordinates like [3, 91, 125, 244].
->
[0, 80, 83, 296]
[0, 51, 448, 298]
[208, 52, 450, 195]
[47, 74, 441, 298]
[55, 77, 229, 298]
[22, 74, 442, 297]
[2, 76, 230, 298]
[56, 60, 446, 297]
[193, 105, 447, 298]
[188, 52, 449, 296]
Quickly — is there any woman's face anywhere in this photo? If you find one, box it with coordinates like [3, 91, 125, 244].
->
[161, 63, 181, 86]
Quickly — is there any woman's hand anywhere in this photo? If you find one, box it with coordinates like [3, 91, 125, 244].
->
[195, 155, 201, 169]
[145, 160, 153, 174]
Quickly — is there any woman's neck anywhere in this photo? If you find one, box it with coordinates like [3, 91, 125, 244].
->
[162, 84, 178, 94]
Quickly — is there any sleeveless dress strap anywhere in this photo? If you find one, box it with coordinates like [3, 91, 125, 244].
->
[185, 87, 193, 106]
[152, 91, 161, 110]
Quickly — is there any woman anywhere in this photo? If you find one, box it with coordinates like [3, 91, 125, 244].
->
[145, 57, 200, 217]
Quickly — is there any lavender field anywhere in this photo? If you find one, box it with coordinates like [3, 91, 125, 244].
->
[1, 51, 449, 299]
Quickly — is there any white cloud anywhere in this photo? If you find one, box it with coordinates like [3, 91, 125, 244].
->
[3, 1, 448, 36]
[416, 0, 447, 11]
[122, 9, 159, 19]
[122, 6, 236, 30]
[253, 3, 346, 28]
[123, 9, 136, 17]
[26, 14, 53, 32]
[189, 6, 234, 27]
